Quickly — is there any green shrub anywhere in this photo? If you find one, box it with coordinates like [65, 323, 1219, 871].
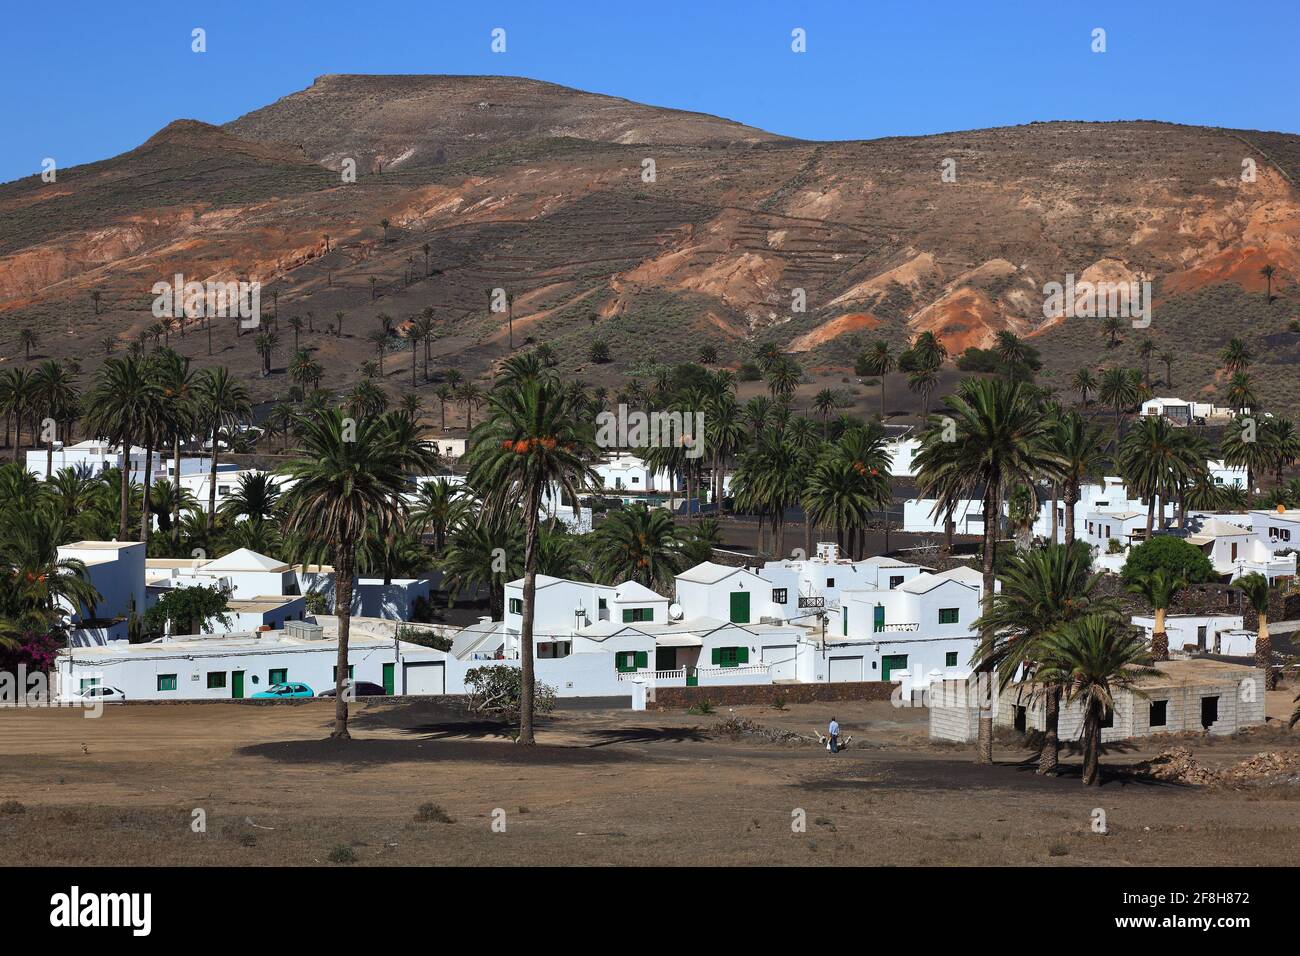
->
[1121, 535, 1215, 585]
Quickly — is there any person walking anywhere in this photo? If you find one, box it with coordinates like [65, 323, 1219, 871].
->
[828, 716, 840, 754]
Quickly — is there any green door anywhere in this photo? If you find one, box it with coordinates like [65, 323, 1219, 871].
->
[873, 606, 885, 633]
[382, 663, 395, 696]
[881, 655, 908, 681]
[729, 591, 751, 624]
[231, 671, 245, 699]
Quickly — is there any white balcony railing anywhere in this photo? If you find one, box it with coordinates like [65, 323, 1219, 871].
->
[879, 622, 921, 633]
[695, 663, 770, 679]
[616, 668, 687, 682]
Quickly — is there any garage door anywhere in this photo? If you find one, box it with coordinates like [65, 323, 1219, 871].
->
[762, 645, 797, 681]
[403, 661, 445, 696]
[828, 656, 863, 683]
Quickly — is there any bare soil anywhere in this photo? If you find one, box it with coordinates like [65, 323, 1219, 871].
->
[1, 694, 1298, 866]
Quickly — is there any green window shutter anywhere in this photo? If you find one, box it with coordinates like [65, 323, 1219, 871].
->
[946, 652, 959, 667]
[729, 591, 750, 624]
[622, 609, 633, 623]
[939, 608, 959, 624]
[635, 651, 648, 669]
[737, 647, 749, 664]
[711, 648, 720, 665]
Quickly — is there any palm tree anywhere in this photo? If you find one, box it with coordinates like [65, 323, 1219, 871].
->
[1225, 372, 1257, 415]
[732, 435, 805, 557]
[194, 368, 251, 534]
[911, 331, 947, 371]
[31, 361, 78, 478]
[1120, 415, 1196, 537]
[588, 504, 685, 591]
[411, 478, 465, 555]
[1236, 572, 1275, 689]
[1100, 316, 1123, 348]
[1220, 337, 1253, 374]
[704, 390, 746, 513]
[1137, 336, 1155, 386]
[913, 377, 1062, 763]
[1126, 568, 1187, 662]
[907, 367, 939, 419]
[1222, 415, 1272, 492]
[464, 377, 597, 744]
[458, 382, 482, 429]
[219, 472, 280, 524]
[278, 409, 412, 738]
[1260, 263, 1276, 302]
[860, 340, 895, 420]
[1098, 367, 1139, 446]
[1054, 412, 1106, 546]
[1160, 351, 1175, 388]
[0, 510, 102, 634]
[1036, 615, 1159, 785]
[766, 357, 800, 403]
[1071, 367, 1097, 408]
[18, 327, 38, 362]
[83, 356, 160, 540]
[973, 542, 1116, 774]
[812, 389, 836, 435]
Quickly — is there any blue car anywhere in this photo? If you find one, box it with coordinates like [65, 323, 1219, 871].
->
[252, 682, 315, 699]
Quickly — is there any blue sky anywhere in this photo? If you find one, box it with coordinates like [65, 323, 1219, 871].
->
[4, 0, 1297, 184]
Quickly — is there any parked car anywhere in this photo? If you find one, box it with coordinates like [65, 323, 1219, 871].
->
[252, 682, 314, 699]
[66, 686, 126, 703]
[317, 680, 387, 698]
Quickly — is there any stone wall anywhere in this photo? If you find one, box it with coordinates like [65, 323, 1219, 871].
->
[647, 681, 896, 710]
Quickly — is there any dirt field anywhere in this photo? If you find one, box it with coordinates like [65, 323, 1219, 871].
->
[2, 694, 1299, 867]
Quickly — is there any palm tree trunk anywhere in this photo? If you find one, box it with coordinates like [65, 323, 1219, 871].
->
[1082, 705, 1101, 785]
[1037, 686, 1061, 774]
[1257, 611, 1273, 690]
[1064, 481, 1077, 547]
[207, 421, 221, 533]
[1145, 494, 1155, 538]
[332, 549, 355, 738]
[1152, 605, 1169, 661]
[1050, 483, 1059, 545]
[172, 433, 182, 548]
[118, 439, 131, 541]
[519, 482, 542, 745]
[977, 482, 999, 765]
[139, 430, 153, 546]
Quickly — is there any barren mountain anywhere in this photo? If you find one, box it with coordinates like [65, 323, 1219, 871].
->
[2, 75, 1297, 415]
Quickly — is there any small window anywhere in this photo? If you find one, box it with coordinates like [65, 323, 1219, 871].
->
[945, 652, 958, 667]
[157, 674, 177, 692]
[631, 476, 639, 484]
[333, 665, 355, 680]
[1150, 700, 1167, 727]
[80, 678, 101, 693]
[598, 598, 607, 610]
[1200, 696, 1219, 729]
[772, 588, 788, 604]
[206, 672, 226, 689]
[269, 668, 287, 685]
[889, 575, 905, 589]
[826, 578, 835, 588]
[938, 608, 959, 624]
[622, 607, 653, 623]
[508, 598, 523, 614]
[1100, 708, 1114, 729]
[615, 651, 647, 673]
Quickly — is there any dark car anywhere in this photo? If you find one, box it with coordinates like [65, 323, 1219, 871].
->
[317, 680, 387, 698]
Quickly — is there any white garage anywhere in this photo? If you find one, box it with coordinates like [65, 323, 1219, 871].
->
[828, 656, 864, 683]
[403, 661, 445, 695]
[761, 645, 798, 681]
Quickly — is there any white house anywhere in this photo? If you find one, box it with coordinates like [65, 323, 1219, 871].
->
[903, 498, 986, 536]
[1131, 613, 1245, 656]
[755, 544, 928, 622]
[1082, 510, 1149, 551]
[56, 622, 445, 701]
[883, 437, 920, 477]
[27, 440, 160, 483]
[835, 568, 983, 691]
[432, 435, 467, 460]
[500, 575, 668, 659]
[1184, 517, 1296, 582]
[57, 541, 148, 645]
[1249, 508, 1300, 554]
[1206, 460, 1248, 489]
[592, 453, 682, 495]
[1033, 475, 1177, 543]
[1141, 397, 1240, 424]
[674, 562, 777, 624]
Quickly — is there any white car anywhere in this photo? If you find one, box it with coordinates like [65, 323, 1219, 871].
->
[68, 686, 127, 703]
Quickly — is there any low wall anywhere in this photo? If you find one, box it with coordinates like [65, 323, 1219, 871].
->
[647, 681, 897, 710]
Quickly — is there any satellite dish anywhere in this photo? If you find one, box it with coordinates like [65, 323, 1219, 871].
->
[668, 603, 683, 621]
